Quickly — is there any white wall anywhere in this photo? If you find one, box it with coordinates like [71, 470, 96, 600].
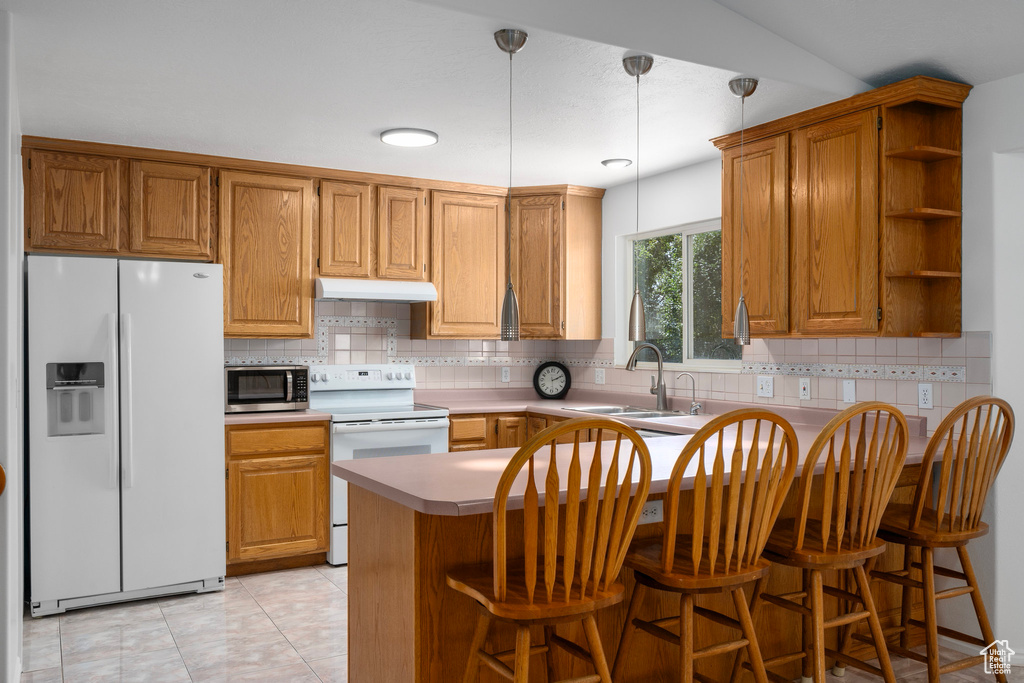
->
[963, 71, 1024, 648]
[0, 9, 23, 679]
[600, 157, 721, 358]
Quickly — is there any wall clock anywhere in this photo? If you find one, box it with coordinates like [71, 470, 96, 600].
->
[533, 361, 571, 400]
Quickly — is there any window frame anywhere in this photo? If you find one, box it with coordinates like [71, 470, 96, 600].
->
[616, 218, 742, 373]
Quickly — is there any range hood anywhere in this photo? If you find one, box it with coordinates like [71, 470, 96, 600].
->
[315, 278, 437, 303]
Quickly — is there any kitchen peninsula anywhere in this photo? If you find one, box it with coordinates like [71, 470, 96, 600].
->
[333, 405, 930, 682]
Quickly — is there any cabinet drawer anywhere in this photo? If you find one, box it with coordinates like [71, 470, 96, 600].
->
[226, 423, 328, 456]
[449, 416, 488, 443]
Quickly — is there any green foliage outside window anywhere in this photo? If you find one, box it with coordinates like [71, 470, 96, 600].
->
[632, 228, 741, 364]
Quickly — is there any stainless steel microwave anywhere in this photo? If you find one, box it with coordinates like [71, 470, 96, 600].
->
[224, 365, 309, 413]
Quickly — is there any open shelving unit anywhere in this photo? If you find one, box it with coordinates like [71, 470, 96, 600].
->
[880, 98, 965, 337]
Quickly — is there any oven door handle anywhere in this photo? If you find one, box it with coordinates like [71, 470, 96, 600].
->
[332, 418, 450, 435]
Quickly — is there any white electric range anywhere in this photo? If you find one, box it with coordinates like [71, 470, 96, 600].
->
[308, 364, 449, 565]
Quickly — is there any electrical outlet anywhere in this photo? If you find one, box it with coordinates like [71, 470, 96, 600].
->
[843, 379, 857, 404]
[594, 368, 605, 385]
[918, 382, 933, 409]
[501, 367, 510, 383]
[799, 377, 811, 401]
[639, 499, 663, 524]
[757, 375, 774, 398]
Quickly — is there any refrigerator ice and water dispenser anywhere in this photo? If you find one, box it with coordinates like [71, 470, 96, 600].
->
[45, 362, 105, 436]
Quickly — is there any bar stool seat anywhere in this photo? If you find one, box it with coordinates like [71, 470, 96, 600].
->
[764, 518, 888, 569]
[877, 505, 989, 545]
[623, 534, 772, 591]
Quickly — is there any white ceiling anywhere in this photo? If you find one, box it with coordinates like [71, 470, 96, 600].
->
[3, 0, 1021, 189]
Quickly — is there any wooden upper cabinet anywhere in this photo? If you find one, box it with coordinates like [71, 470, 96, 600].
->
[27, 150, 121, 253]
[417, 191, 505, 338]
[319, 180, 373, 278]
[721, 134, 789, 337]
[791, 109, 879, 335]
[714, 76, 969, 338]
[377, 185, 428, 281]
[510, 187, 602, 340]
[219, 171, 314, 338]
[129, 160, 212, 260]
[511, 194, 562, 338]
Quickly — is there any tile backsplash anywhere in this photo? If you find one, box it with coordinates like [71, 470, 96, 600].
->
[224, 301, 992, 435]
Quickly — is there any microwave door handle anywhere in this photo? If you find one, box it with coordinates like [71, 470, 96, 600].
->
[120, 313, 134, 489]
[332, 418, 450, 435]
[285, 372, 293, 402]
[107, 313, 119, 489]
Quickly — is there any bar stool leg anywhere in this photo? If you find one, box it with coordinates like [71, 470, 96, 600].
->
[899, 545, 915, 649]
[681, 593, 695, 683]
[809, 569, 827, 683]
[801, 569, 814, 683]
[543, 625, 557, 682]
[921, 547, 940, 683]
[583, 614, 612, 683]
[462, 613, 491, 683]
[959, 546, 1007, 683]
[612, 582, 646, 680]
[514, 624, 532, 683]
[854, 563, 896, 683]
[729, 576, 766, 683]
[732, 585, 768, 683]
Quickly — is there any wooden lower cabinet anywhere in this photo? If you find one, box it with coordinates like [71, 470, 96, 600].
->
[448, 412, 530, 451]
[451, 412, 608, 452]
[225, 421, 330, 573]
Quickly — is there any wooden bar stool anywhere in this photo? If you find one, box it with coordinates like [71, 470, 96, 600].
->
[612, 409, 799, 683]
[738, 402, 909, 683]
[445, 417, 652, 683]
[866, 396, 1014, 683]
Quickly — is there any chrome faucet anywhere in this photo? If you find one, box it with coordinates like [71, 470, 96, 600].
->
[625, 343, 668, 411]
[675, 372, 702, 415]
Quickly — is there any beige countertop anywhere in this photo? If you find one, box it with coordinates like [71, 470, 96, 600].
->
[224, 409, 331, 425]
[333, 411, 930, 517]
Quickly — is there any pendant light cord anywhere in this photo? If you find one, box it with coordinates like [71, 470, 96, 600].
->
[738, 93, 745, 300]
[633, 71, 641, 296]
[506, 51, 514, 289]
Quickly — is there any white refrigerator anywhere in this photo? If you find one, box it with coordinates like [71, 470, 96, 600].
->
[27, 255, 225, 616]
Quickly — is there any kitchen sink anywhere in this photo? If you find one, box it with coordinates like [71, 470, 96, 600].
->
[570, 406, 685, 419]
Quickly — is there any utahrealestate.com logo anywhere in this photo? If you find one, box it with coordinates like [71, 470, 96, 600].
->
[982, 640, 1015, 675]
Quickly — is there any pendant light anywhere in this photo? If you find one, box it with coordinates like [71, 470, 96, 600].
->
[624, 54, 653, 342]
[729, 76, 758, 346]
[495, 29, 527, 341]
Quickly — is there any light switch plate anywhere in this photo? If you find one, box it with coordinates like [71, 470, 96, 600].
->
[595, 368, 605, 385]
[843, 379, 857, 404]
[799, 377, 811, 401]
[757, 376, 774, 398]
[501, 367, 510, 383]
[918, 382, 933, 409]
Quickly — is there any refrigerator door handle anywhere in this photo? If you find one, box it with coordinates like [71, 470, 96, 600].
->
[107, 312, 119, 489]
[121, 312, 135, 489]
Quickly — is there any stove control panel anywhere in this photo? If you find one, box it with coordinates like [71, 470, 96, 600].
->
[309, 364, 417, 391]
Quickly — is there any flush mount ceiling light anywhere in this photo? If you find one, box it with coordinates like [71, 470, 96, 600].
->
[729, 76, 758, 346]
[379, 128, 438, 147]
[624, 54, 653, 342]
[495, 28, 528, 342]
[601, 158, 633, 168]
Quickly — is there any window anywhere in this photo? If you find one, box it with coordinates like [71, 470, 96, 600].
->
[628, 220, 741, 369]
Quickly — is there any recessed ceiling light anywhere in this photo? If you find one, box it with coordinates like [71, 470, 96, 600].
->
[601, 158, 632, 168]
[379, 128, 439, 147]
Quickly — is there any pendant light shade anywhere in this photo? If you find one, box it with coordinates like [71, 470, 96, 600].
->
[495, 29, 527, 341]
[624, 55, 653, 342]
[729, 76, 758, 346]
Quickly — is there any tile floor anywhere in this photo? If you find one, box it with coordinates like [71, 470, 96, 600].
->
[18, 563, 1024, 682]
[21, 564, 349, 682]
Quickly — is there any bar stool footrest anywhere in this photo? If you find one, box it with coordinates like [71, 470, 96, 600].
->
[761, 592, 811, 616]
